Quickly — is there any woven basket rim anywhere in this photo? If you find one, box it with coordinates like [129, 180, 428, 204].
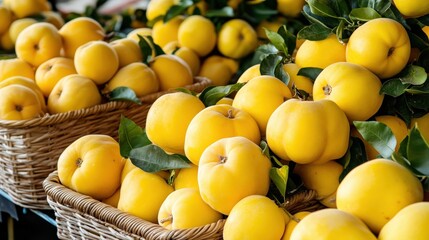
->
[0, 76, 211, 128]
[43, 170, 226, 239]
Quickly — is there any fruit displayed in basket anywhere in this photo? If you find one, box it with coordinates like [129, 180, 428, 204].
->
[57, 134, 125, 200]
[223, 195, 288, 240]
[118, 167, 174, 223]
[158, 187, 223, 230]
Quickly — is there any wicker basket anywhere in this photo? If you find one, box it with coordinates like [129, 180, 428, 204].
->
[43, 170, 324, 240]
[0, 77, 211, 210]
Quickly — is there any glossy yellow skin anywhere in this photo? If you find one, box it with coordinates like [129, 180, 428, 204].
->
[184, 104, 261, 165]
[118, 168, 174, 223]
[59, 17, 105, 58]
[379, 202, 429, 240]
[35, 57, 77, 97]
[47, 74, 101, 114]
[198, 55, 238, 86]
[233, 75, 292, 135]
[295, 34, 346, 69]
[223, 195, 287, 240]
[266, 99, 349, 164]
[0, 76, 47, 113]
[102, 187, 120, 208]
[5, 0, 50, 18]
[126, 27, 152, 42]
[313, 62, 384, 122]
[281, 211, 311, 240]
[336, 159, 424, 234]
[8, 18, 37, 44]
[157, 188, 222, 230]
[282, 63, 313, 95]
[198, 137, 271, 215]
[173, 164, 199, 190]
[57, 135, 125, 200]
[216, 97, 233, 105]
[0, 6, 12, 36]
[294, 160, 343, 200]
[0, 30, 14, 51]
[152, 16, 184, 48]
[15, 22, 62, 67]
[277, 0, 306, 18]
[146, 92, 205, 155]
[346, 18, 411, 79]
[146, 0, 177, 22]
[149, 54, 193, 91]
[236, 64, 260, 83]
[0, 58, 35, 81]
[172, 47, 201, 77]
[178, 15, 217, 57]
[105, 62, 159, 97]
[393, 0, 429, 18]
[0, 85, 43, 120]
[290, 209, 377, 240]
[74, 41, 119, 85]
[110, 38, 143, 68]
[217, 19, 258, 59]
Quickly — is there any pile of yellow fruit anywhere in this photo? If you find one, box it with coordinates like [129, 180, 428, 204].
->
[0, 0, 206, 120]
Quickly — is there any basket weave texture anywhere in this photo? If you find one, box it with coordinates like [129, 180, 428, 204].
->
[44, 170, 324, 240]
[0, 77, 211, 209]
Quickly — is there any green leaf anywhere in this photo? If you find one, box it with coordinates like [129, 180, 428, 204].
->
[118, 116, 151, 158]
[260, 140, 270, 159]
[163, 0, 193, 22]
[381, 6, 409, 30]
[297, 23, 332, 41]
[329, 0, 351, 18]
[270, 165, 289, 202]
[260, 54, 283, 76]
[147, 35, 165, 56]
[205, 6, 234, 17]
[302, 4, 339, 29]
[357, 0, 391, 14]
[198, 83, 246, 107]
[254, 44, 279, 61]
[422, 177, 429, 192]
[353, 121, 396, 159]
[398, 65, 428, 85]
[417, 49, 429, 72]
[349, 7, 381, 21]
[138, 35, 153, 64]
[108, 87, 142, 104]
[407, 94, 429, 111]
[406, 80, 429, 94]
[307, 0, 340, 18]
[129, 144, 191, 172]
[338, 137, 367, 181]
[265, 28, 288, 54]
[275, 64, 290, 85]
[407, 126, 429, 175]
[391, 152, 424, 176]
[380, 78, 410, 97]
[297, 67, 323, 82]
[0, 54, 16, 60]
[417, 15, 429, 26]
[277, 25, 296, 56]
[398, 135, 409, 159]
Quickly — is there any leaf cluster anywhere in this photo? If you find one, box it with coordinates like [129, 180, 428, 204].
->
[353, 121, 429, 191]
